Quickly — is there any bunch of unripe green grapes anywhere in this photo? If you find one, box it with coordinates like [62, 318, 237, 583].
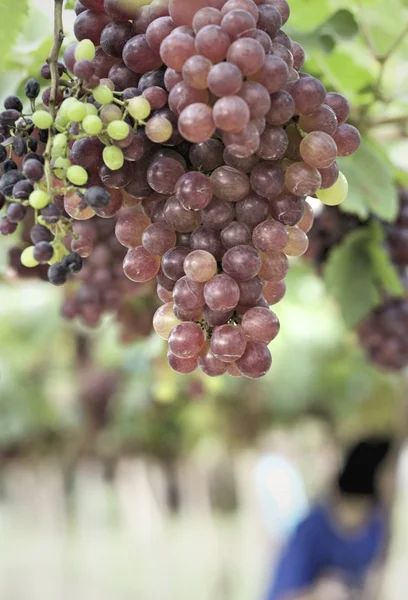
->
[0, 0, 360, 378]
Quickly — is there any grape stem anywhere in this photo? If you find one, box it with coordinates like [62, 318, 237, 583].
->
[43, 0, 65, 207]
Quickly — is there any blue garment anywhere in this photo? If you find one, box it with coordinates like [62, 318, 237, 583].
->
[266, 504, 385, 600]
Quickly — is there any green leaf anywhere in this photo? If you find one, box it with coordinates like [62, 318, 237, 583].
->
[338, 138, 399, 222]
[319, 9, 358, 40]
[324, 224, 404, 327]
[283, 0, 333, 32]
[0, 0, 29, 68]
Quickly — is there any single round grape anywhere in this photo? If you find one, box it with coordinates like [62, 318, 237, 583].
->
[175, 171, 213, 211]
[325, 92, 350, 125]
[266, 90, 295, 126]
[167, 350, 198, 374]
[222, 245, 261, 281]
[29, 190, 49, 210]
[201, 198, 235, 230]
[250, 56, 288, 94]
[157, 284, 173, 303]
[207, 62, 243, 97]
[182, 55, 212, 90]
[100, 21, 133, 57]
[122, 35, 163, 74]
[285, 162, 322, 196]
[142, 86, 168, 110]
[168, 322, 205, 359]
[190, 226, 225, 261]
[67, 165, 88, 185]
[147, 157, 185, 194]
[164, 68, 183, 91]
[198, 342, 229, 376]
[241, 306, 280, 343]
[272, 42, 293, 69]
[164, 196, 201, 232]
[237, 81, 270, 120]
[75, 38, 96, 61]
[193, 7, 222, 32]
[300, 131, 337, 169]
[195, 25, 231, 62]
[32, 110, 53, 129]
[237, 276, 263, 306]
[162, 246, 190, 280]
[298, 202, 314, 233]
[146, 17, 177, 53]
[103, 145, 124, 170]
[235, 192, 269, 229]
[223, 148, 260, 172]
[257, 125, 288, 161]
[178, 103, 216, 143]
[115, 213, 150, 248]
[169, 0, 209, 26]
[107, 120, 130, 141]
[270, 191, 305, 226]
[168, 81, 209, 116]
[184, 250, 217, 283]
[173, 276, 205, 312]
[317, 172, 348, 206]
[236, 341, 272, 378]
[319, 162, 340, 190]
[173, 305, 204, 322]
[223, 122, 260, 159]
[21, 246, 39, 268]
[160, 32, 196, 71]
[82, 114, 103, 135]
[145, 116, 173, 143]
[189, 139, 224, 172]
[257, 3, 282, 36]
[99, 162, 132, 188]
[211, 324, 247, 362]
[204, 274, 240, 312]
[221, 0, 259, 19]
[221, 220, 251, 248]
[153, 302, 180, 340]
[292, 41, 305, 70]
[263, 280, 286, 305]
[220, 9, 256, 40]
[213, 95, 250, 133]
[332, 124, 361, 157]
[299, 105, 338, 136]
[142, 222, 176, 255]
[252, 220, 289, 252]
[250, 162, 285, 199]
[123, 246, 160, 282]
[258, 251, 289, 282]
[74, 9, 111, 45]
[210, 166, 250, 202]
[93, 84, 114, 105]
[290, 76, 326, 116]
[226, 38, 265, 77]
[284, 226, 309, 256]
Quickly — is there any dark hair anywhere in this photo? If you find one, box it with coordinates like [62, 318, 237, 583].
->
[337, 437, 392, 500]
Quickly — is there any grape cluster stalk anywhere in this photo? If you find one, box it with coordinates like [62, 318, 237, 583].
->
[0, 0, 360, 378]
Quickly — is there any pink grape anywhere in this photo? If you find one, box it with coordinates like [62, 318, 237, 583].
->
[332, 124, 361, 157]
[227, 38, 265, 76]
[325, 92, 350, 124]
[178, 103, 216, 143]
[250, 162, 285, 199]
[210, 166, 250, 202]
[241, 306, 280, 343]
[207, 62, 243, 97]
[284, 226, 309, 256]
[250, 55, 289, 93]
[222, 244, 261, 281]
[164, 196, 201, 233]
[182, 55, 212, 90]
[285, 162, 322, 196]
[167, 350, 198, 374]
[173, 276, 205, 311]
[198, 342, 229, 376]
[221, 221, 251, 248]
[236, 341, 272, 378]
[123, 246, 160, 282]
[169, 0, 210, 26]
[192, 7, 222, 32]
[300, 131, 337, 169]
[221, 0, 259, 20]
[220, 9, 257, 41]
[263, 280, 286, 305]
[160, 32, 196, 71]
[253, 220, 289, 252]
[142, 222, 176, 255]
[195, 25, 231, 62]
[184, 250, 217, 282]
[257, 125, 288, 160]
[223, 122, 260, 158]
[201, 198, 235, 229]
[213, 95, 250, 133]
[237, 81, 271, 119]
[162, 246, 190, 280]
[168, 81, 209, 115]
[204, 274, 240, 312]
[258, 251, 289, 282]
[211, 324, 247, 362]
[175, 171, 213, 211]
[168, 322, 205, 358]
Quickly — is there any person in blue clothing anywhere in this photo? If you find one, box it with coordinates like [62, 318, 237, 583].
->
[266, 436, 396, 600]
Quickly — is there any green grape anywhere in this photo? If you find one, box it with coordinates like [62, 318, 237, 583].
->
[51, 133, 68, 158]
[128, 97, 151, 121]
[107, 119, 129, 141]
[54, 157, 71, 179]
[317, 172, 348, 206]
[67, 101, 87, 123]
[29, 190, 49, 209]
[75, 39, 96, 62]
[103, 145, 124, 171]
[59, 97, 78, 119]
[85, 103, 98, 116]
[21, 247, 39, 268]
[67, 165, 88, 185]
[82, 115, 103, 135]
[55, 114, 69, 132]
[32, 110, 53, 130]
[93, 85, 114, 106]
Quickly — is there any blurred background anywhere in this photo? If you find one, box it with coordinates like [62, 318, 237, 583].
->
[1, 0, 408, 598]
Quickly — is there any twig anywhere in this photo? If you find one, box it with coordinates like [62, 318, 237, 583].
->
[382, 22, 408, 61]
[358, 3, 380, 60]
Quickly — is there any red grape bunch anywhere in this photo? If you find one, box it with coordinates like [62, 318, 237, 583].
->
[0, 0, 361, 378]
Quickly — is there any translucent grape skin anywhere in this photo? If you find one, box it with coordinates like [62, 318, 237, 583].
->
[213, 96, 250, 134]
[300, 131, 338, 169]
[236, 341, 272, 378]
[298, 105, 338, 136]
[325, 92, 350, 125]
[198, 342, 229, 376]
[210, 166, 250, 202]
[250, 162, 285, 199]
[162, 246, 191, 280]
[189, 139, 225, 171]
[175, 171, 213, 210]
[211, 324, 247, 362]
[123, 246, 160, 282]
[222, 245, 261, 281]
[168, 81, 209, 116]
[195, 25, 231, 62]
[298, 202, 314, 233]
[207, 62, 243, 97]
[258, 251, 289, 282]
[167, 350, 198, 374]
[168, 322, 205, 359]
[221, 221, 251, 249]
[241, 306, 280, 343]
[184, 250, 217, 282]
[332, 124, 361, 157]
[115, 213, 151, 248]
[227, 38, 265, 76]
[284, 226, 309, 257]
[290, 76, 326, 116]
[153, 302, 180, 340]
[160, 32, 196, 72]
[285, 162, 322, 197]
[178, 103, 216, 143]
[182, 55, 212, 90]
[204, 274, 241, 312]
[173, 276, 205, 311]
[263, 280, 286, 305]
[253, 219, 289, 252]
[142, 222, 176, 255]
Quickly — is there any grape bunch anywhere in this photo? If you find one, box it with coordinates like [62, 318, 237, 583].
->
[0, 0, 361, 378]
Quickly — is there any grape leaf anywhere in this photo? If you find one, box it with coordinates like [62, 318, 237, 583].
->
[0, 0, 29, 68]
[338, 139, 399, 222]
[319, 10, 358, 40]
[324, 223, 403, 327]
